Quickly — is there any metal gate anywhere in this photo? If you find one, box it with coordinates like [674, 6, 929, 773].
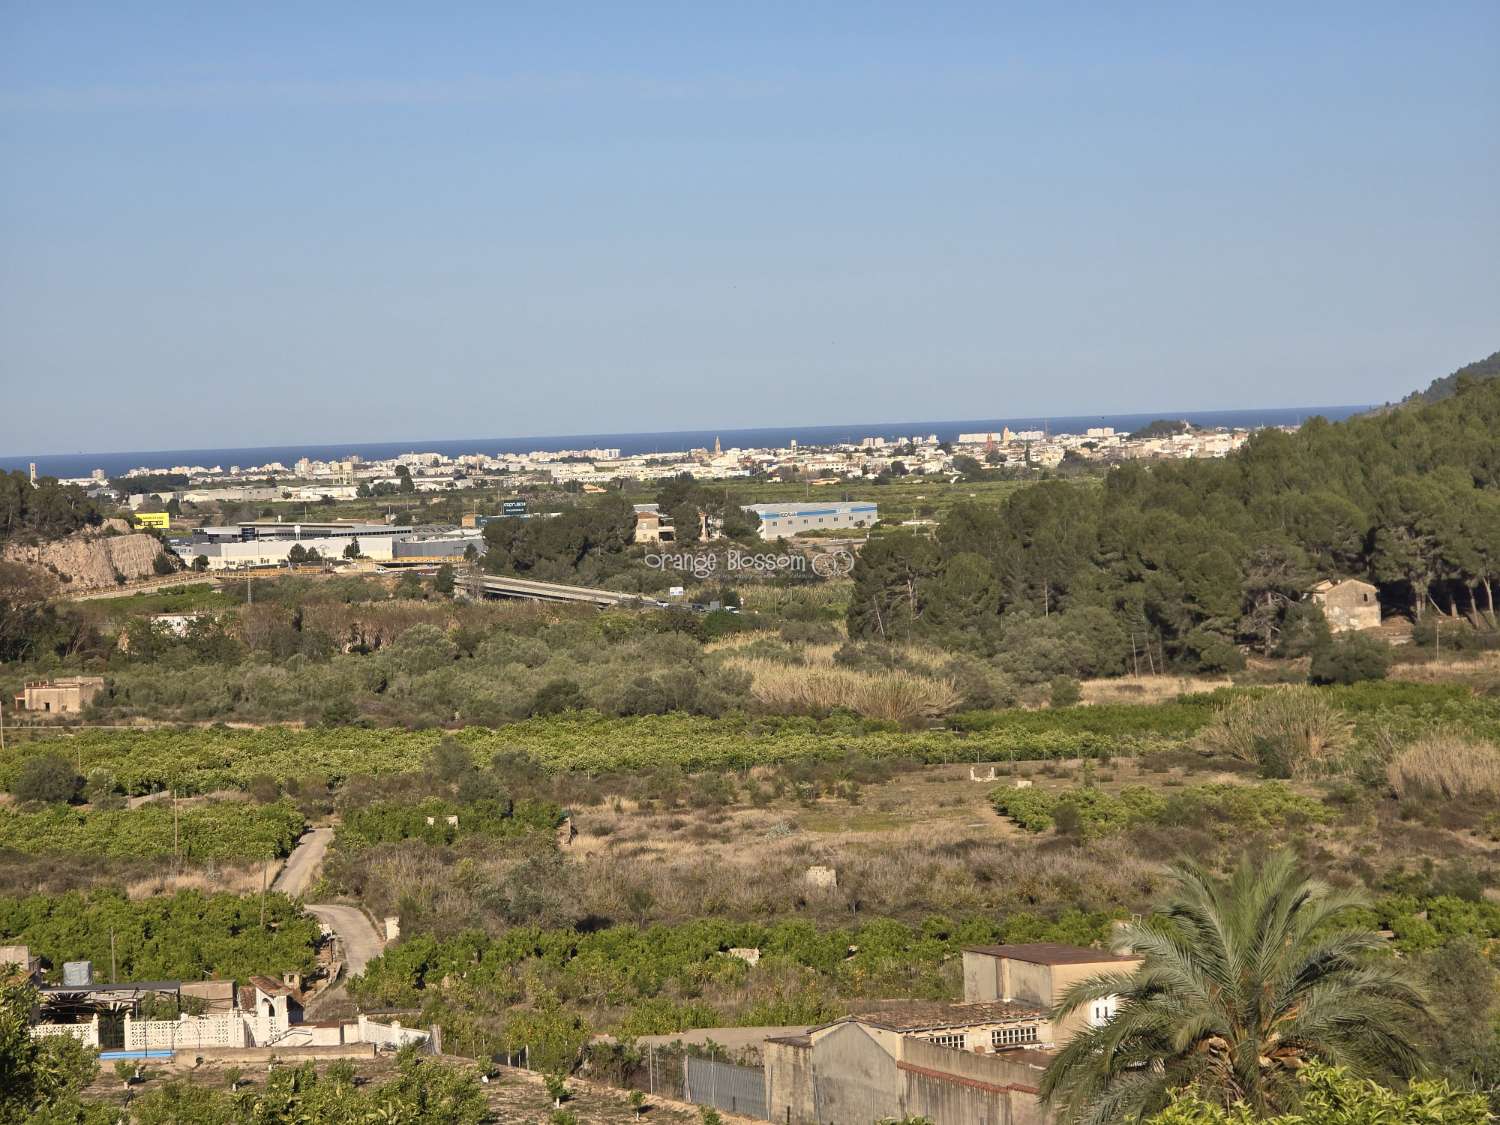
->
[684, 1057, 768, 1120]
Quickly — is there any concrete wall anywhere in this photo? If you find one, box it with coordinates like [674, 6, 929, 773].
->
[808, 1022, 903, 1125]
[1005, 960, 1054, 1010]
[770, 1023, 1056, 1125]
[765, 1040, 816, 1124]
[964, 950, 1001, 1002]
[181, 535, 397, 569]
[174, 1043, 377, 1065]
[900, 1037, 1049, 1125]
[1314, 583, 1381, 632]
[1044, 962, 1135, 1044]
[354, 1015, 430, 1048]
[20, 681, 103, 714]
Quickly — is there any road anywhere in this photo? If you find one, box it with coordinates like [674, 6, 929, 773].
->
[271, 826, 333, 897]
[274, 826, 385, 979]
[307, 904, 385, 977]
[62, 573, 223, 602]
[471, 572, 660, 608]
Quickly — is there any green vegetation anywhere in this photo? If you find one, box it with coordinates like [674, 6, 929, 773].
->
[338, 796, 560, 849]
[990, 782, 1328, 837]
[1041, 853, 1429, 1124]
[0, 800, 305, 861]
[1, 967, 100, 1124]
[1394, 348, 1500, 408]
[1147, 1062, 1491, 1124]
[352, 911, 1115, 1056]
[118, 1053, 489, 1125]
[7, 681, 1492, 797]
[849, 375, 1500, 668]
[0, 471, 102, 545]
[0, 890, 320, 983]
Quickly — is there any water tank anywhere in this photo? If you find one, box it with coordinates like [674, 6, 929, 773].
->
[62, 961, 94, 987]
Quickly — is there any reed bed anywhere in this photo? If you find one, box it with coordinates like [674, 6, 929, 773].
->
[725, 655, 961, 725]
[1387, 733, 1500, 800]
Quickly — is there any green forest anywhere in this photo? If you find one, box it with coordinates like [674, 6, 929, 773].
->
[849, 374, 1500, 668]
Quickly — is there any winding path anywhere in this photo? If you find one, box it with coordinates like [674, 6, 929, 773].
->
[271, 826, 332, 897]
[306, 904, 385, 978]
[274, 827, 386, 979]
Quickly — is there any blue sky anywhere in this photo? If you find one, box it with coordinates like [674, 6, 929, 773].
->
[2, 2, 1496, 454]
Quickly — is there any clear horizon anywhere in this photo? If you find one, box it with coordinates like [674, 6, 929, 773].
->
[2, 3, 1496, 452]
[3, 400, 1373, 467]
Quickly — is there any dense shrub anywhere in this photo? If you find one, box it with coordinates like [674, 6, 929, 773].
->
[1149, 1062, 1491, 1124]
[1309, 633, 1392, 685]
[1195, 688, 1355, 778]
[351, 910, 1117, 1038]
[1049, 676, 1082, 708]
[9, 753, 81, 805]
[990, 782, 1328, 838]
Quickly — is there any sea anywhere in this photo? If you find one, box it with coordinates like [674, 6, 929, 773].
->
[3, 405, 1370, 480]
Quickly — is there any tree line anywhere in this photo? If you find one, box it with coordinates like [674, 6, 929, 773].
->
[0, 472, 102, 544]
[849, 371, 1500, 670]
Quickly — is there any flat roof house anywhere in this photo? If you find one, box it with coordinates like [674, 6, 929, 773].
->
[13, 676, 105, 715]
[962, 943, 1142, 1044]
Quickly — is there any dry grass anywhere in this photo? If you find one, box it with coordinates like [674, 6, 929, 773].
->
[1390, 651, 1500, 691]
[1080, 673, 1233, 706]
[1388, 734, 1500, 800]
[125, 860, 280, 900]
[1195, 686, 1355, 778]
[703, 630, 781, 653]
[725, 655, 961, 725]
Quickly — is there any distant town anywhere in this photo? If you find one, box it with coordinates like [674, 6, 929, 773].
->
[46, 418, 1268, 502]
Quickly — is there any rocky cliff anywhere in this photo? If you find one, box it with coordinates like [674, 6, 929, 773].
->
[3, 524, 172, 591]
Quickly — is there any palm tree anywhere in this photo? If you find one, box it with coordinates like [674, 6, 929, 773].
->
[1040, 851, 1428, 1124]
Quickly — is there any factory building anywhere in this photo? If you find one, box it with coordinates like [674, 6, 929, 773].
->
[742, 501, 877, 539]
[174, 521, 404, 569]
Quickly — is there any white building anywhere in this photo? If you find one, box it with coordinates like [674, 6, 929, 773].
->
[743, 501, 878, 538]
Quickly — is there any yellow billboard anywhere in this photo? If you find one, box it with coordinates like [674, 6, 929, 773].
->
[134, 512, 171, 530]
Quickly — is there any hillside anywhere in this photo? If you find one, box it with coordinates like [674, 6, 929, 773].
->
[1388, 349, 1500, 409]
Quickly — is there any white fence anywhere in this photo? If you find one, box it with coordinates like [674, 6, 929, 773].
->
[31, 1019, 100, 1047]
[124, 1013, 251, 1051]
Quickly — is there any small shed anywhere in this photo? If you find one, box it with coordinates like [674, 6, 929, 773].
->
[1309, 578, 1381, 632]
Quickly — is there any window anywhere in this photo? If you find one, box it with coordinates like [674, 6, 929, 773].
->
[991, 1025, 1039, 1049]
[1090, 998, 1119, 1027]
[925, 1033, 966, 1049]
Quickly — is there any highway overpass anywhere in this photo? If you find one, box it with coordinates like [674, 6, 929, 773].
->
[468, 573, 661, 609]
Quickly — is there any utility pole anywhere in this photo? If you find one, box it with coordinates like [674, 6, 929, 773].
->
[172, 791, 180, 876]
[259, 859, 268, 929]
[110, 928, 117, 984]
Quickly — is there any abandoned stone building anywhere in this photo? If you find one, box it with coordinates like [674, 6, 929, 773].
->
[1308, 577, 1381, 632]
[12, 676, 106, 715]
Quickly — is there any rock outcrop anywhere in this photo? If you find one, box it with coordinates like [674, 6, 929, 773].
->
[3, 526, 172, 592]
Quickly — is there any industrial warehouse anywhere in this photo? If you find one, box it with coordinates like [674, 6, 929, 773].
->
[171, 520, 483, 570]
